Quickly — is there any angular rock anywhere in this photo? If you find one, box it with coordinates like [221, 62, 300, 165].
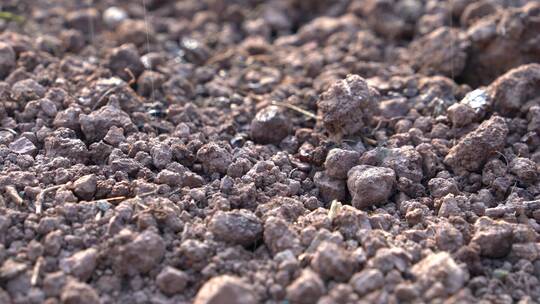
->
[11, 79, 46, 103]
[105, 43, 144, 81]
[79, 105, 136, 142]
[196, 142, 232, 174]
[444, 116, 508, 172]
[9, 137, 36, 155]
[263, 216, 301, 255]
[409, 27, 468, 77]
[471, 216, 513, 258]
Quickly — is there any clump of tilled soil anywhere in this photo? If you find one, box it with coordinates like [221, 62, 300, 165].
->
[0, 0, 539, 303]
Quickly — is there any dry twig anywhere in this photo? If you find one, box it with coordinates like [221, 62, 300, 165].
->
[271, 101, 319, 120]
[35, 185, 63, 214]
[5, 186, 23, 205]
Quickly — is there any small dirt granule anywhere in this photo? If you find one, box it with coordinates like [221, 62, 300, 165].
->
[409, 27, 468, 77]
[509, 157, 538, 185]
[313, 171, 346, 203]
[9, 137, 36, 155]
[428, 177, 460, 198]
[105, 44, 145, 81]
[73, 174, 97, 201]
[193, 275, 256, 304]
[156, 266, 189, 296]
[112, 230, 165, 275]
[79, 105, 135, 142]
[65, 8, 101, 35]
[60, 280, 100, 304]
[444, 115, 508, 172]
[488, 63, 540, 116]
[347, 165, 396, 209]
[263, 216, 301, 255]
[196, 142, 232, 174]
[317, 74, 379, 138]
[0, 42, 16, 79]
[151, 143, 172, 170]
[471, 216, 513, 258]
[60, 248, 98, 281]
[447, 103, 476, 127]
[11, 79, 46, 103]
[324, 148, 360, 179]
[209, 210, 263, 247]
[349, 268, 384, 296]
[251, 106, 291, 144]
[286, 269, 325, 304]
[311, 241, 357, 282]
[411, 252, 467, 296]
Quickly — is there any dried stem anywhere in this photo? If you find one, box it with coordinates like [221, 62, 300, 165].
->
[271, 101, 318, 120]
[31, 257, 43, 286]
[35, 185, 63, 214]
[5, 186, 23, 205]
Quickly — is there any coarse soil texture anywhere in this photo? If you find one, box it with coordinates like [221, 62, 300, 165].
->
[0, 0, 539, 303]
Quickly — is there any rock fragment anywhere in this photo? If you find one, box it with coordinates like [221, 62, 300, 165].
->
[311, 241, 357, 282]
[196, 143, 232, 174]
[11, 79, 46, 103]
[60, 248, 98, 281]
[263, 216, 301, 255]
[314, 171, 346, 203]
[286, 269, 325, 304]
[156, 266, 189, 296]
[444, 116, 508, 172]
[209, 210, 263, 247]
[60, 280, 100, 304]
[324, 148, 360, 179]
[349, 269, 384, 296]
[317, 74, 379, 138]
[73, 174, 97, 201]
[487, 64, 540, 116]
[193, 275, 256, 304]
[347, 165, 396, 209]
[79, 105, 136, 142]
[0, 42, 16, 79]
[251, 106, 291, 144]
[409, 27, 468, 77]
[411, 252, 467, 295]
[105, 44, 145, 81]
[471, 217, 513, 258]
[9, 137, 36, 154]
[112, 230, 165, 275]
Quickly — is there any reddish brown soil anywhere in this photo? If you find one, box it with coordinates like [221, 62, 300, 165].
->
[0, 0, 539, 303]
